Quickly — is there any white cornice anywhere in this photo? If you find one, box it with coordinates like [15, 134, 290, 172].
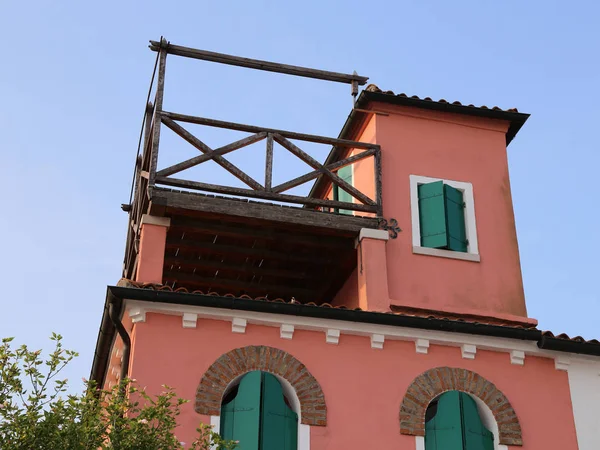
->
[124, 299, 600, 366]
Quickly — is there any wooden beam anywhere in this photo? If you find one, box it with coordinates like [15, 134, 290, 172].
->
[271, 148, 377, 193]
[157, 126, 267, 178]
[149, 40, 368, 86]
[374, 148, 383, 216]
[151, 187, 379, 232]
[165, 237, 334, 265]
[164, 256, 318, 281]
[265, 133, 273, 191]
[159, 117, 263, 190]
[161, 111, 379, 149]
[273, 134, 376, 206]
[168, 216, 354, 249]
[155, 176, 378, 213]
[148, 45, 167, 187]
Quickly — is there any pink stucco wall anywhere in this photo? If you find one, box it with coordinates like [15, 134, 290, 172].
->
[347, 104, 529, 322]
[129, 314, 578, 450]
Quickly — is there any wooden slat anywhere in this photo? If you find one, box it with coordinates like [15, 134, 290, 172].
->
[155, 176, 378, 213]
[148, 46, 167, 187]
[161, 111, 379, 149]
[273, 134, 376, 206]
[164, 256, 317, 281]
[165, 237, 334, 265]
[158, 117, 263, 190]
[272, 148, 377, 193]
[149, 41, 368, 86]
[374, 148, 383, 216]
[168, 216, 354, 249]
[151, 187, 380, 232]
[265, 133, 274, 191]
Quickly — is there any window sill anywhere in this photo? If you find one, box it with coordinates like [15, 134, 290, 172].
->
[412, 246, 480, 262]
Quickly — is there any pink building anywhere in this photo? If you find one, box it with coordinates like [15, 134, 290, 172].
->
[91, 39, 600, 450]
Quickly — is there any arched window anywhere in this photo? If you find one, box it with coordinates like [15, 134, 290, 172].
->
[220, 370, 298, 450]
[425, 391, 494, 450]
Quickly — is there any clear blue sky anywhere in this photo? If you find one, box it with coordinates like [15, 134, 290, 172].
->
[1, 1, 598, 390]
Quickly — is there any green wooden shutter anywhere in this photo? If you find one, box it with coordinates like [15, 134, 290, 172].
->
[425, 391, 494, 450]
[460, 393, 494, 450]
[334, 165, 353, 215]
[418, 181, 448, 249]
[220, 371, 262, 450]
[425, 391, 464, 450]
[260, 372, 298, 450]
[444, 184, 468, 252]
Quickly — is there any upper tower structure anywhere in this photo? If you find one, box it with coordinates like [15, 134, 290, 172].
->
[315, 84, 533, 327]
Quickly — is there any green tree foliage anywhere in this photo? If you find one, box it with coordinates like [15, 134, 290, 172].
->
[0, 333, 237, 450]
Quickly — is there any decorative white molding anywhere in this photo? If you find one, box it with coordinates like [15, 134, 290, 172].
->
[555, 355, 571, 371]
[182, 313, 198, 329]
[358, 228, 389, 242]
[413, 245, 481, 262]
[280, 324, 294, 340]
[299, 424, 310, 450]
[461, 343, 477, 359]
[129, 306, 146, 323]
[209, 416, 220, 450]
[232, 317, 247, 334]
[415, 338, 430, 354]
[123, 300, 599, 365]
[510, 350, 525, 365]
[140, 214, 171, 228]
[409, 174, 479, 260]
[371, 333, 385, 349]
[415, 436, 425, 450]
[326, 329, 340, 345]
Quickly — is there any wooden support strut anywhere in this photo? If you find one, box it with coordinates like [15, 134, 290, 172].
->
[271, 148, 377, 194]
[149, 40, 368, 86]
[158, 116, 264, 190]
[272, 134, 376, 206]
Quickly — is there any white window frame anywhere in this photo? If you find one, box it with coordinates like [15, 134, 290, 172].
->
[409, 174, 480, 262]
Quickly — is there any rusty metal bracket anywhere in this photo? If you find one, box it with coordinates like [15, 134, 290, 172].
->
[378, 218, 401, 239]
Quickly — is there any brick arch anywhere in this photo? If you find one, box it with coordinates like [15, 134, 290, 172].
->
[400, 367, 522, 446]
[195, 346, 326, 426]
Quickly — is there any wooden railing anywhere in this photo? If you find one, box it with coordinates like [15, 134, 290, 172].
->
[148, 111, 382, 215]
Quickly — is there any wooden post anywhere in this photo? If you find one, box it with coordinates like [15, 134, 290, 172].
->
[374, 147, 383, 217]
[148, 39, 168, 189]
[265, 133, 274, 191]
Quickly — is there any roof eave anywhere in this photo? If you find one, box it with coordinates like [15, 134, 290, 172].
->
[359, 90, 530, 145]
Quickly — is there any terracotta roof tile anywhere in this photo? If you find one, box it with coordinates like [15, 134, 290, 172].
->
[364, 84, 520, 113]
[542, 330, 600, 345]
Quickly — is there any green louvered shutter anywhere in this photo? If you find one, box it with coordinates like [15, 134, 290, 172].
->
[220, 371, 262, 450]
[425, 391, 464, 450]
[460, 393, 494, 450]
[418, 181, 448, 249]
[334, 165, 353, 215]
[260, 372, 298, 450]
[444, 184, 468, 252]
